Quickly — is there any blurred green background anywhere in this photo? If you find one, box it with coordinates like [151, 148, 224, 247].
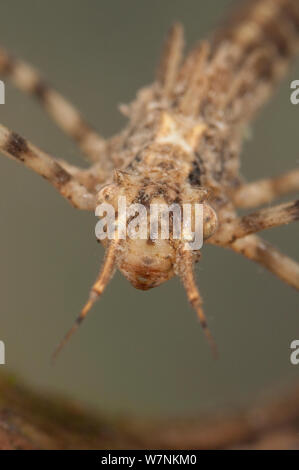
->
[0, 0, 298, 417]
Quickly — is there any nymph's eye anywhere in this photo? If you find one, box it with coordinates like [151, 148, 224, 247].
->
[203, 204, 218, 240]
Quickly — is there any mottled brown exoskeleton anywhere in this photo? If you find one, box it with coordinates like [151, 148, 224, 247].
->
[0, 0, 299, 358]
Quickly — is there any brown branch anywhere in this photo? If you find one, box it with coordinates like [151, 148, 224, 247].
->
[1, 372, 299, 450]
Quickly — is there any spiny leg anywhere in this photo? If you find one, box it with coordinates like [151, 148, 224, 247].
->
[177, 247, 218, 357]
[0, 123, 95, 210]
[232, 169, 299, 208]
[156, 23, 184, 98]
[52, 240, 118, 360]
[0, 46, 109, 166]
[228, 234, 299, 290]
[210, 200, 299, 245]
[177, 41, 210, 116]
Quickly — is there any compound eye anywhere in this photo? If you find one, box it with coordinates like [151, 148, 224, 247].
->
[203, 204, 218, 239]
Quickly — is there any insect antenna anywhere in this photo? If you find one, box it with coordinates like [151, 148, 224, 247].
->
[178, 247, 218, 358]
[52, 240, 119, 361]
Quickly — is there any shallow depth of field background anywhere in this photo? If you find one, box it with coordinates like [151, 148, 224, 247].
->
[0, 0, 298, 417]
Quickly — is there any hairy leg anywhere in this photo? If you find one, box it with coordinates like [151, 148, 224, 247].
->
[176, 247, 218, 357]
[0, 46, 109, 166]
[210, 200, 299, 245]
[228, 234, 299, 290]
[0, 124, 96, 210]
[53, 240, 118, 359]
[232, 169, 299, 208]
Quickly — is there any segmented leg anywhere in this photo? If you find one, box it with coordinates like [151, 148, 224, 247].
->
[210, 200, 299, 245]
[229, 234, 299, 290]
[232, 169, 299, 208]
[177, 247, 218, 357]
[0, 46, 109, 166]
[53, 240, 118, 359]
[0, 124, 96, 210]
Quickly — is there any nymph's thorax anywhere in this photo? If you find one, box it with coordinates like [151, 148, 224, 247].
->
[108, 106, 243, 212]
[111, 103, 241, 193]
